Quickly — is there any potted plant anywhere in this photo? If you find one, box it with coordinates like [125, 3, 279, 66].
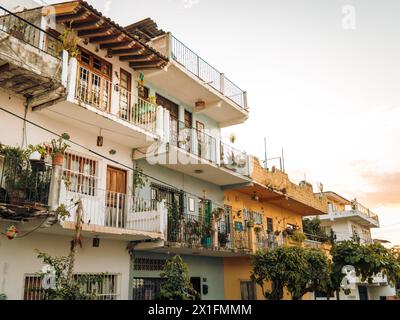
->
[247, 220, 254, 228]
[201, 224, 212, 247]
[59, 27, 80, 58]
[289, 231, 307, 243]
[50, 133, 70, 166]
[27, 144, 48, 172]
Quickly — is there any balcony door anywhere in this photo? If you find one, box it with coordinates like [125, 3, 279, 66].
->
[196, 121, 206, 159]
[77, 48, 112, 111]
[180, 110, 192, 152]
[156, 94, 179, 146]
[119, 68, 132, 121]
[106, 166, 127, 228]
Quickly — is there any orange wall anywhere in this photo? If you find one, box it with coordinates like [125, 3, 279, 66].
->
[223, 189, 307, 300]
[224, 190, 303, 232]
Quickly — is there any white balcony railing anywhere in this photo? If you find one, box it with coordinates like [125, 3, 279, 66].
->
[119, 87, 157, 133]
[60, 186, 167, 235]
[75, 65, 157, 134]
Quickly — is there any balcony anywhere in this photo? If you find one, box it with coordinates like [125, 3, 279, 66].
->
[0, 154, 52, 220]
[157, 212, 252, 257]
[40, 61, 163, 149]
[139, 115, 251, 187]
[0, 5, 67, 108]
[321, 201, 380, 228]
[59, 185, 168, 241]
[141, 33, 249, 127]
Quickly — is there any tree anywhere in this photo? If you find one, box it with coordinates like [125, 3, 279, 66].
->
[329, 241, 400, 298]
[159, 255, 200, 300]
[251, 246, 331, 300]
[36, 251, 105, 300]
[302, 217, 329, 243]
[36, 200, 107, 300]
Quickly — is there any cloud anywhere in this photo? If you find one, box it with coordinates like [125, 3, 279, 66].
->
[103, 0, 112, 15]
[181, 0, 200, 9]
[357, 169, 400, 206]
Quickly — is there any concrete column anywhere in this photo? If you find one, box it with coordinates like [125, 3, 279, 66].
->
[61, 50, 69, 88]
[220, 73, 225, 94]
[156, 106, 164, 139]
[163, 109, 170, 144]
[67, 57, 78, 102]
[166, 32, 173, 59]
[243, 91, 248, 109]
[48, 164, 63, 211]
[248, 226, 256, 253]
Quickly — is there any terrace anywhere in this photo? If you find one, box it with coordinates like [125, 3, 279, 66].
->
[126, 21, 249, 127]
[0, 5, 67, 108]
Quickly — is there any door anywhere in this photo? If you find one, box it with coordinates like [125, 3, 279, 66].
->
[77, 48, 112, 111]
[358, 286, 369, 300]
[119, 69, 132, 121]
[196, 121, 206, 158]
[106, 166, 127, 228]
[181, 110, 193, 152]
[190, 277, 201, 299]
[156, 94, 179, 146]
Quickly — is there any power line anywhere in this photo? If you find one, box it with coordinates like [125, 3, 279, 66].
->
[0, 107, 227, 208]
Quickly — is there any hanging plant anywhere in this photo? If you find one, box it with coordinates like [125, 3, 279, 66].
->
[59, 26, 80, 58]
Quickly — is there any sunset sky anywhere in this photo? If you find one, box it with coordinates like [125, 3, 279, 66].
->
[5, 0, 399, 245]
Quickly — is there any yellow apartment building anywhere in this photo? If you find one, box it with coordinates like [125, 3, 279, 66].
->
[223, 157, 330, 300]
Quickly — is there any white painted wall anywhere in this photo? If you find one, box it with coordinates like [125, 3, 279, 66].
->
[0, 230, 130, 300]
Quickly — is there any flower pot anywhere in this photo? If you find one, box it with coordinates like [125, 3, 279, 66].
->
[202, 236, 212, 247]
[52, 153, 65, 166]
[30, 159, 46, 172]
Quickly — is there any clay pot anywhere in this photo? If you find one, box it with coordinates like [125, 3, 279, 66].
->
[52, 153, 65, 166]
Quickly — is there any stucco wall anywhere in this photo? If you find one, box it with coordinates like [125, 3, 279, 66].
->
[0, 230, 130, 300]
[131, 251, 225, 300]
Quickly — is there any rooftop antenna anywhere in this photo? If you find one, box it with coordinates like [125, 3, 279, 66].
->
[264, 137, 267, 169]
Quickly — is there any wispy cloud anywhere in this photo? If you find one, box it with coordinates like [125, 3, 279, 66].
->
[103, 0, 112, 15]
[181, 0, 200, 9]
[355, 166, 400, 206]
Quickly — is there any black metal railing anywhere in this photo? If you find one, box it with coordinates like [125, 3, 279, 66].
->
[167, 212, 229, 249]
[0, 155, 52, 206]
[220, 142, 249, 176]
[171, 36, 247, 109]
[0, 5, 61, 58]
[169, 116, 218, 164]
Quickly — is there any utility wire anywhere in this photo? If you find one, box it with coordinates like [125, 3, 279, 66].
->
[0, 107, 228, 208]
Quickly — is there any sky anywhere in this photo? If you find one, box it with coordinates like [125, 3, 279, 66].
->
[3, 0, 399, 245]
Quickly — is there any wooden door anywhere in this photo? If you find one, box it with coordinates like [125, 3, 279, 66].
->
[181, 110, 193, 152]
[119, 69, 132, 121]
[196, 121, 205, 158]
[106, 166, 127, 228]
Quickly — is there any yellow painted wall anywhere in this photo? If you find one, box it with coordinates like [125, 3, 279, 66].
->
[224, 189, 309, 300]
[223, 257, 302, 300]
[224, 190, 303, 234]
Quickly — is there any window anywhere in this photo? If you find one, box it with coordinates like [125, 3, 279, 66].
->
[134, 258, 166, 271]
[151, 183, 184, 212]
[253, 212, 263, 225]
[23, 274, 119, 300]
[266, 217, 274, 233]
[240, 281, 256, 300]
[63, 153, 98, 196]
[188, 197, 195, 212]
[132, 278, 162, 300]
[78, 48, 112, 78]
